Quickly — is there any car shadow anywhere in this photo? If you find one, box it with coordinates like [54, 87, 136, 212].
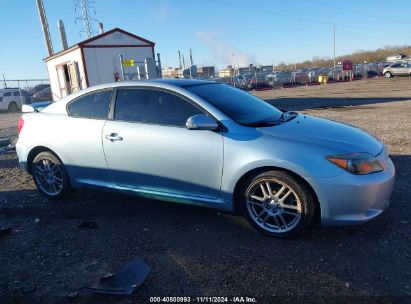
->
[264, 97, 410, 111]
[0, 156, 19, 169]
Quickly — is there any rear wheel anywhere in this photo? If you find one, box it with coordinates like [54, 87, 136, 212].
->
[31, 152, 72, 199]
[384, 72, 392, 78]
[8, 102, 17, 112]
[239, 170, 316, 238]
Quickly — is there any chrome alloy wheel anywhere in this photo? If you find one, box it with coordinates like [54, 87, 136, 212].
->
[246, 178, 302, 233]
[33, 158, 64, 196]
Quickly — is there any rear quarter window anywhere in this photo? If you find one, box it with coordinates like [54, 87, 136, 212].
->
[67, 90, 112, 119]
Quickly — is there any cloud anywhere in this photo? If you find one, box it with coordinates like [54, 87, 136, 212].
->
[195, 30, 255, 68]
[150, 3, 171, 22]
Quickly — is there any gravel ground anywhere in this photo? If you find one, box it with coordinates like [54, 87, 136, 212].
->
[0, 77, 410, 303]
[0, 112, 20, 139]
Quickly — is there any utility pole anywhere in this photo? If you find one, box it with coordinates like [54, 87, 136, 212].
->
[333, 25, 336, 79]
[36, 0, 54, 56]
[2, 74, 7, 88]
[178, 51, 182, 69]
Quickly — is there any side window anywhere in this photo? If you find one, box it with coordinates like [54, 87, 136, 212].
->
[3, 92, 11, 97]
[67, 90, 112, 119]
[13, 91, 21, 96]
[391, 64, 401, 68]
[114, 89, 203, 127]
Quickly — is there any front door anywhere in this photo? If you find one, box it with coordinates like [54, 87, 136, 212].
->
[390, 63, 403, 75]
[102, 87, 224, 199]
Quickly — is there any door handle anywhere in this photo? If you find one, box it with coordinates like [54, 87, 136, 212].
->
[105, 133, 123, 141]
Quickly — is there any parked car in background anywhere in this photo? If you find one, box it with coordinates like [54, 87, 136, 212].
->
[292, 70, 311, 84]
[22, 101, 52, 113]
[30, 84, 50, 96]
[214, 77, 234, 86]
[0, 88, 31, 112]
[267, 71, 292, 86]
[367, 70, 380, 78]
[33, 86, 52, 101]
[16, 79, 395, 237]
[383, 63, 411, 77]
[233, 74, 252, 89]
[247, 73, 270, 89]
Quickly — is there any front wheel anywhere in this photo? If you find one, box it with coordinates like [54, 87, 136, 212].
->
[8, 102, 18, 112]
[31, 151, 72, 199]
[239, 171, 316, 238]
[384, 72, 392, 78]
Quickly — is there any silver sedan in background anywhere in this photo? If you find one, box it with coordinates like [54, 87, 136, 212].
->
[383, 62, 411, 77]
[16, 80, 395, 237]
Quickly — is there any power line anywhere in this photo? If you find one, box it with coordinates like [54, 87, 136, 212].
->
[74, 0, 98, 38]
[203, 0, 411, 33]
[306, 0, 411, 25]
[338, 28, 411, 41]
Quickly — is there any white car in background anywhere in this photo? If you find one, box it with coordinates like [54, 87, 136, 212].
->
[0, 88, 31, 112]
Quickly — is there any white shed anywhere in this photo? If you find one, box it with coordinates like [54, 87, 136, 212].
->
[44, 28, 156, 100]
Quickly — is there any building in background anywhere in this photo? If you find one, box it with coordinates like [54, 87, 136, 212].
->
[162, 67, 181, 78]
[218, 66, 235, 77]
[44, 28, 156, 100]
[238, 65, 255, 75]
[197, 66, 215, 78]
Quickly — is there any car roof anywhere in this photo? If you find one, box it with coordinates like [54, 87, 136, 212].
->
[88, 79, 217, 91]
[149, 79, 216, 87]
[0, 88, 19, 91]
[37, 87, 51, 93]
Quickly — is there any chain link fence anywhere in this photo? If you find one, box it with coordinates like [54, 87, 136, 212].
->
[1, 78, 49, 91]
[0, 79, 50, 112]
[207, 62, 387, 90]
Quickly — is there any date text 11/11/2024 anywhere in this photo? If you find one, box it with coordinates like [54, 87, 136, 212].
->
[149, 296, 258, 303]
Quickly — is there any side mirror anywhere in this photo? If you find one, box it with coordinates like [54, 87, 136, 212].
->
[21, 104, 35, 113]
[186, 114, 219, 131]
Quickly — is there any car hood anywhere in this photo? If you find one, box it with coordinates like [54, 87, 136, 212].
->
[258, 114, 383, 155]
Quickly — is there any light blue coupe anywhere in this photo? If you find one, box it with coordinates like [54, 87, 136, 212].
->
[16, 80, 395, 237]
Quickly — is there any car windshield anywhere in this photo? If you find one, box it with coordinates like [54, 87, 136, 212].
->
[186, 83, 283, 126]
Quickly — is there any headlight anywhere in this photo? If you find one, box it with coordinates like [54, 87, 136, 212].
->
[326, 153, 384, 175]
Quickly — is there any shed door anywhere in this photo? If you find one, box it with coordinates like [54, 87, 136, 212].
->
[68, 62, 80, 93]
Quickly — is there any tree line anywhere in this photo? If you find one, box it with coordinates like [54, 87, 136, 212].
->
[274, 45, 411, 70]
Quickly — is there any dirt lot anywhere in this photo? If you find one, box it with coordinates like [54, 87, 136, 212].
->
[0, 111, 20, 139]
[0, 77, 410, 303]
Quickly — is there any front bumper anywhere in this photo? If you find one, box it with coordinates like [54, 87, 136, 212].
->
[306, 156, 395, 225]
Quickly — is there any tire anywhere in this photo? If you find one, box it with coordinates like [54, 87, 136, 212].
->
[8, 102, 18, 112]
[31, 151, 72, 199]
[239, 170, 316, 238]
[384, 72, 392, 78]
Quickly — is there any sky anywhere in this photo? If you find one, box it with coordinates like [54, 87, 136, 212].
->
[1, 0, 411, 79]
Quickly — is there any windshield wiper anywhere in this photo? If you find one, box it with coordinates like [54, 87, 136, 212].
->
[245, 111, 298, 127]
[244, 121, 279, 127]
[279, 111, 298, 122]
